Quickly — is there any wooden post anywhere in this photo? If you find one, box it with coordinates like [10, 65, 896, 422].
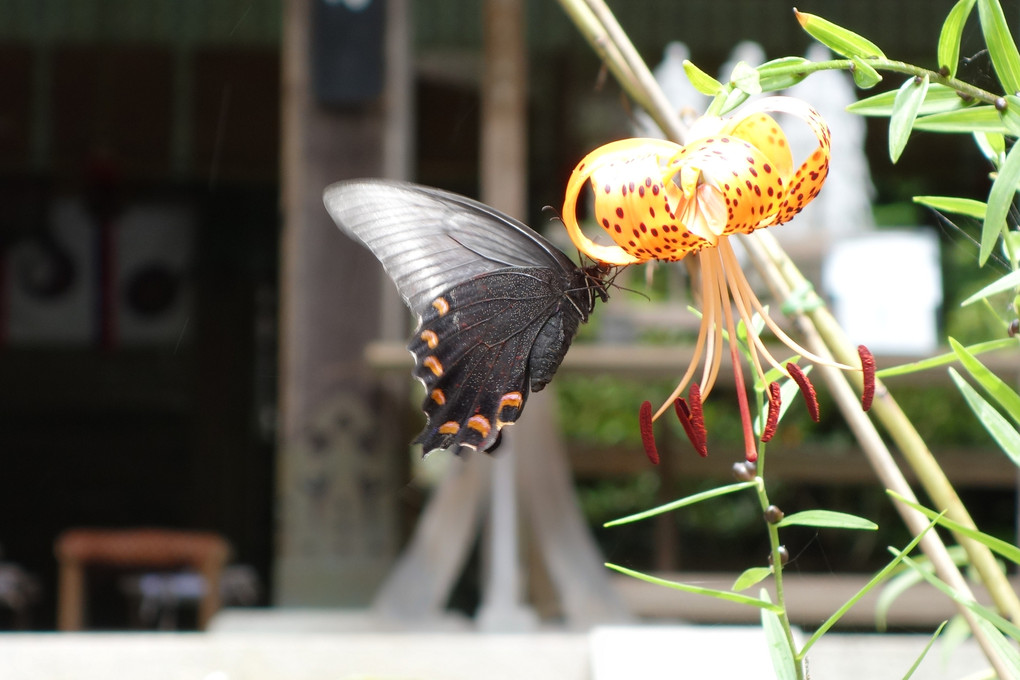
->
[275, 0, 407, 606]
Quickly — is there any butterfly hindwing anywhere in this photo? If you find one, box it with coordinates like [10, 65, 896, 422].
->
[408, 267, 583, 452]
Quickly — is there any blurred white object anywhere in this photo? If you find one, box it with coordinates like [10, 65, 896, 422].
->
[719, 40, 766, 87]
[782, 44, 876, 242]
[823, 230, 942, 355]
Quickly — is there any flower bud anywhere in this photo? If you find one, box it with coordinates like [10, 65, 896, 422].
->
[732, 461, 756, 481]
[768, 545, 790, 567]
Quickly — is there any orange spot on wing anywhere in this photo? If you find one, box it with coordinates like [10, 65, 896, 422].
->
[439, 421, 460, 434]
[498, 392, 523, 411]
[430, 389, 446, 405]
[432, 297, 450, 316]
[420, 330, 439, 349]
[467, 414, 491, 437]
[423, 356, 443, 376]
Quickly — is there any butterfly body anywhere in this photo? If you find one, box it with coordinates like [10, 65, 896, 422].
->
[324, 179, 609, 455]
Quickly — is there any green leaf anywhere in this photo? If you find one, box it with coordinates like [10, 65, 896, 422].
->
[950, 337, 1020, 423]
[889, 491, 1020, 564]
[898, 550, 1020, 669]
[850, 56, 882, 89]
[939, 0, 977, 78]
[756, 57, 811, 92]
[913, 195, 987, 219]
[912, 106, 1009, 134]
[776, 509, 878, 531]
[729, 60, 762, 95]
[1001, 94, 1020, 136]
[848, 83, 971, 117]
[683, 59, 724, 96]
[889, 75, 930, 162]
[949, 367, 1020, 467]
[978, 0, 1020, 95]
[794, 9, 885, 59]
[961, 268, 1020, 305]
[982, 139, 1020, 264]
[901, 622, 949, 680]
[604, 563, 784, 611]
[603, 480, 756, 527]
[968, 615, 1020, 676]
[733, 566, 772, 592]
[798, 516, 939, 658]
[875, 337, 1019, 378]
[875, 555, 938, 631]
[760, 589, 799, 680]
[977, 130, 1007, 163]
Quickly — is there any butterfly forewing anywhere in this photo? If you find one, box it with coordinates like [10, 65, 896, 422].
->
[323, 179, 580, 317]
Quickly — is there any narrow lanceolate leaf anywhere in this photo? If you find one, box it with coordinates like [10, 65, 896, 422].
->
[850, 56, 882, 89]
[897, 550, 1020, 661]
[760, 590, 799, 680]
[875, 337, 1019, 378]
[776, 509, 878, 531]
[604, 563, 785, 611]
[756, 57, 811, 92]
[913, 195, 987, 220]
[901, 622, 949, 680]
[794, 9, 885, 59]
[982, 140, 1020, 265]
[848, 83, 970, 117]
[949, 368, 1020, 468]
[799, 516, 939, 659]
[978, 0, 1020, 95]
[960, 268, 1020, 305]
[939, 0, 977, 78]
[603, 480, 756, 527]
[683, 59, 724, 96]
[950, 337, 1020, 424]
[889, 75, 930, 162]
[911, 106, 1007, 134]
[733, 566, 772, 592]
[1001, 95, 1020, 136]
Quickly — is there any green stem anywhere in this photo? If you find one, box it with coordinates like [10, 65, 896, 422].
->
[711, 58, 1003, 118]
[754, 476, 803, 680]
[786, 58, 1001, 106]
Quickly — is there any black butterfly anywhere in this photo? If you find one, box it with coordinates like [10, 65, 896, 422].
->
[323, 179, 612, 455]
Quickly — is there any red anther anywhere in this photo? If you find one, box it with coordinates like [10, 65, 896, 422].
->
[858, 345, 876, 412]
[687, 383, 708, 457]
[639, 400, 659, 464]
[673, 398, 700, 456]
[761, 381, 782, 442]
[786, 362, 819, 422]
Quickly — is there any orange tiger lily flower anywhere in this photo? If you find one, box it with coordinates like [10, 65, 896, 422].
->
[561, 96, 872, 463]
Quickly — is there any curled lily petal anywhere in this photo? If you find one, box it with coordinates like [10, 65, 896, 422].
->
[562, 138, 707, 265]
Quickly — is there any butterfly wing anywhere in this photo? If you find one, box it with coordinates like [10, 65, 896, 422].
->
[324, 179, 600, 455]
[323, 179, 581, 316]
